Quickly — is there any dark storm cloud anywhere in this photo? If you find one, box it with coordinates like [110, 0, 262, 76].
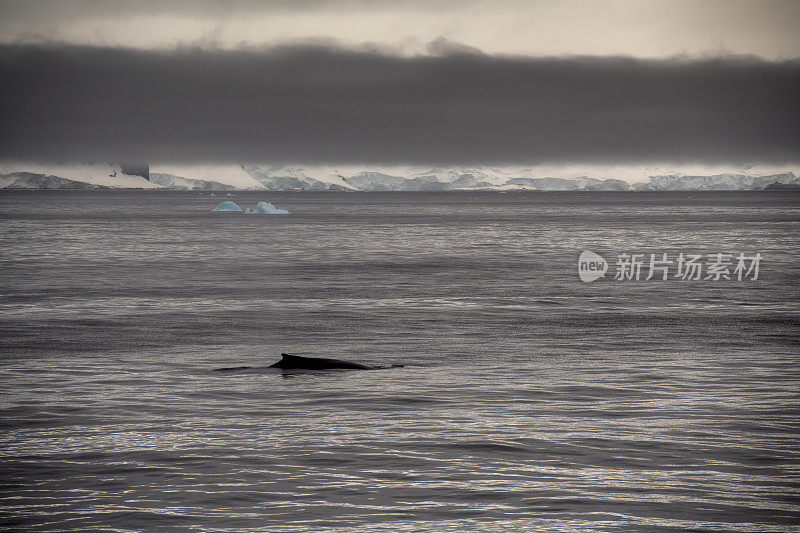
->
[0, 43, 798, 164]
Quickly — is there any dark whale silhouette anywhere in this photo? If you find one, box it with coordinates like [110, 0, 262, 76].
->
[270, 353, 373, 370]
[214, 353, 403, 372]
[214, 365, 253, 372]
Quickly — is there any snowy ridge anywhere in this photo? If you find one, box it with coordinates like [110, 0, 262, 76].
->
[149, 173, 239, 190]
[0, 162, 159, 189]
[635, 173, 799, 191]
[0, 172, 110, 189]
[2, 162, 799, 191]
[151, 164, 264, 190]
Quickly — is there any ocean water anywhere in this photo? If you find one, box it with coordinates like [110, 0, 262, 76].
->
[1, 190, 799, 532]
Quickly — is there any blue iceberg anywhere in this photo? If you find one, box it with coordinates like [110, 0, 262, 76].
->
[212, 201, 242, 212]
[248, 201, 290, 215]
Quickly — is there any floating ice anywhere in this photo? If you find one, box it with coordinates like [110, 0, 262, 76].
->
[212, 201, 242, 212]
[249, 201, 290, 215]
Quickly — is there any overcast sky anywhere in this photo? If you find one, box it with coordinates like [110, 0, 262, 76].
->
[2, 0, 799, 58]
[0, 0, 798, 167]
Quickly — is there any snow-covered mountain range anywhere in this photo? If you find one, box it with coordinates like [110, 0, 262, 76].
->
[1, 162, 798, 191]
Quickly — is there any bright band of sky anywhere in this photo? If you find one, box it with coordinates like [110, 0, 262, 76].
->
[1, 0, 798, 59]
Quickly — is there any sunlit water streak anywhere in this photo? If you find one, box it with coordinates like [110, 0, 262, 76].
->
[1, 190, 799, 532]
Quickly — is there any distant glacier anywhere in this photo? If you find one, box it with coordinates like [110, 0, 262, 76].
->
[1, 162, 798, 191]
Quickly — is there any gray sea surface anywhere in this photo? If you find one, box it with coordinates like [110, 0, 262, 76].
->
[1, 190, 799, 532]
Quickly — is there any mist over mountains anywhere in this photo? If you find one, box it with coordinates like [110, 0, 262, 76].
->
[1, 163, 798, 191]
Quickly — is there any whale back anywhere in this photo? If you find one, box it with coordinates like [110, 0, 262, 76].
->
[269, 353, 371, 370]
